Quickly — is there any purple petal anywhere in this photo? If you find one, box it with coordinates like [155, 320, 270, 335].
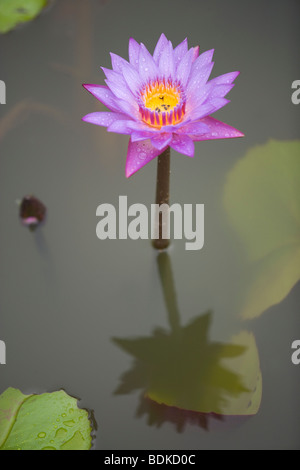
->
[105, 79, 135, 103]
[173, 38, 188, 67]
[88, 76, 139, 118]
[138, 43, 160, 81]
[176, 48, 194, 87]
[107, 119, 134, 134]
[186, 82, 214, 113]
[121, 61, 143, 96]
[192, 46, 200, 61]
[188, 98, 230, 121]
[131, 131, 156, 142]
[129, 37, 141, 68]
[209, 71, 240, 86]
[208, 83, 235, 99]
[102, 67, 136, 102]
[110, 53, 130, 73]
[112, 97, 139, 119]
[159, 41, 175, 78]
[177, 120, 211, 135]
[153, 33, 169, 63]
[151, 133, 172, 150]
[190, 116, 244, 141]
[187, 62, 214, 98]
[82, 111, 127, 127]
[170, 134, 195, 157]
[119, 119, 154, 132]
[191, 49, 215, 72]
[82, 84, 120, 112]
[125, 140, 163, 178]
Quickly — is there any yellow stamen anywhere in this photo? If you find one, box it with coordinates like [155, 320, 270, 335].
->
[139, 79, 185, 128]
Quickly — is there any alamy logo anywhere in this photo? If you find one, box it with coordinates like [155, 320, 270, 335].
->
[291, 340, 300, 365]
[96, 196, 204, 251]
[0, 80, 6, 104]
[0, 340, 6, 365]
[291, 80, 300, 105]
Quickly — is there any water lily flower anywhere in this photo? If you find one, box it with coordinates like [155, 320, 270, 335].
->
[82, 34, 243, 178]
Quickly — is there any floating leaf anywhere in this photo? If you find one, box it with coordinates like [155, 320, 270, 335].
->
[224, 140, 300, 319]
[0, 0, 47, 34]
[0, 388, 92, 450]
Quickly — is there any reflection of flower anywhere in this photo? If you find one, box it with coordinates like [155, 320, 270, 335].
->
[113, 313, 253, 419]
[82, 34, 244, 177]
[113, 253, 262, 431]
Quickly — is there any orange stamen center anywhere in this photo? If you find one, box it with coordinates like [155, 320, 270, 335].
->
[139, 79, 186, 128]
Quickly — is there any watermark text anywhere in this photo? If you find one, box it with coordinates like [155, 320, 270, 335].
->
[0, 340, 6, 364]
[291, 80, 300, 105]
[291, 340, 300, 365]
[0, 80, 6, 104]
[96, 196, 204, 251]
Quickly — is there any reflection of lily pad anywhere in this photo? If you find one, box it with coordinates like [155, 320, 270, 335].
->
[224, 140, 300, 319]
[113, 314, 262, 417]
[0, 0, 47, 34]
[0, 388, 92, 450]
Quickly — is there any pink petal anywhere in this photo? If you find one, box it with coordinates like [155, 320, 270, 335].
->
[131, 131, 156, 142]
[177, 120, 210, 135]
[128, 37, 141, 68]
[153, 33, 169, 63]
[125, 140, 163, 178]
[187, 62, 214, 98]
[151, 133, 172, 150]
[176, 48, 195, 87]
[107, 119, 136, 134]
[208, 83, 235, 99]
[82, 84, 120, 112]
[192, 46, 200, 61]
[190, 116, 244, 141]
[110, 53, 130, 73]
[115, 98, 140, 119]
[159, 41, 175, 78]
[138, 43, 160, 81]
[191, 49, 214, 73]
[189, 98, 230, 121]
[209, 71, 240, 86]
[170, 134, 195, 157]
[121, 61, 143, 96]
[102, 68, 136, 102]
[82, 111, 127, 127]
[186, 82, 214, 113]
[173, 38, 188, 67]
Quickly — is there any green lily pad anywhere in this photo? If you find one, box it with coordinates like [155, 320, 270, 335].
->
[224, 140, 300, 319]
[0, 0, 47, 34]
[0, 388, 92, 450]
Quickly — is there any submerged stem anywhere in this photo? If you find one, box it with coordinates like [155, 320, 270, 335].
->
[157, 252, 181, 333]
[152, 146, 170, 250]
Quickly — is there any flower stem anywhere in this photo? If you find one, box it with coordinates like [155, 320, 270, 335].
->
[152, 146, 170, 250]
